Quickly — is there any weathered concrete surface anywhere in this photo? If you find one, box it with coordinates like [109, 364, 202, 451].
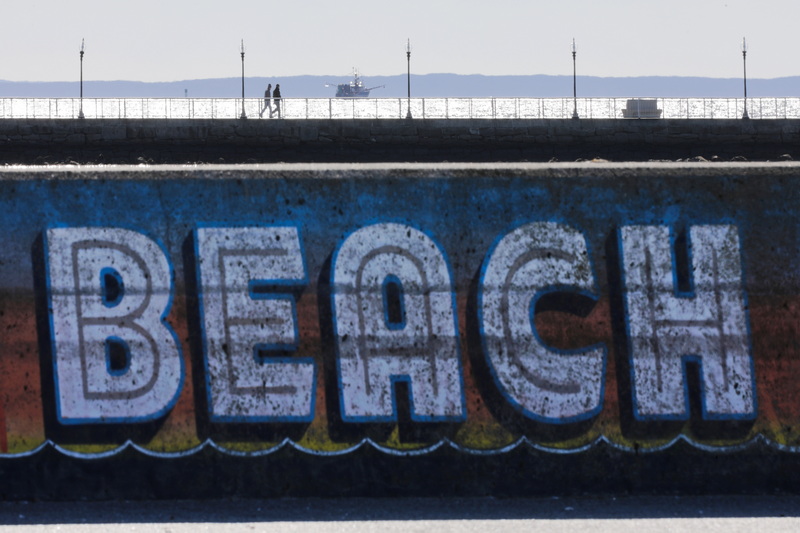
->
[0, 119, 797, 164]
[0, 162, 799, 499]
[1, 495, 800, 532]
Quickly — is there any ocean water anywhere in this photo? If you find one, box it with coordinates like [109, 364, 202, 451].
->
[2, 97, 799, 119]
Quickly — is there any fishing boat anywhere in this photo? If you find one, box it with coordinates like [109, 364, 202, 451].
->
[327, 69, 384, 98]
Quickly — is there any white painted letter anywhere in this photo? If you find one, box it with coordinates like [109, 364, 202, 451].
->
[332, 223, 465, 422]
[480, 222, 605, 422]
[46, 227, 183, 423]
[196, 227, 315, 422]
[620, 225, 756, 420]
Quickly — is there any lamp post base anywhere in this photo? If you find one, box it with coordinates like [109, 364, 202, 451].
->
[742, 109, 750, 120]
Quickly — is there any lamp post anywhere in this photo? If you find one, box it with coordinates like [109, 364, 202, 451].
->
[741, 37, 749, 120]
[405, 39, 412, 119]
[571, 38, 579, 120]
[240, 39, 247, 119]
[78, 39, 85, 119]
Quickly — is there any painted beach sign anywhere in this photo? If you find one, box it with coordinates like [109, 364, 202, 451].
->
[0, 166, 797, 459]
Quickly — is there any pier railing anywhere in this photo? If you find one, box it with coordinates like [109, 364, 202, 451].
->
[2, 97, 799, 120]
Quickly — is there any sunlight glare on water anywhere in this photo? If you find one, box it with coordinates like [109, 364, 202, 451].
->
[2, 97, 799, 119]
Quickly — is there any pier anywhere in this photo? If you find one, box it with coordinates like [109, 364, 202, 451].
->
[1, 116, 797, 164]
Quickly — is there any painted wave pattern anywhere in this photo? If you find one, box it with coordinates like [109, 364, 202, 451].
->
[0, 434, 797, 461]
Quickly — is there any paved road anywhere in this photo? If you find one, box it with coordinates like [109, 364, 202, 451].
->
[0, 495, 798, 532]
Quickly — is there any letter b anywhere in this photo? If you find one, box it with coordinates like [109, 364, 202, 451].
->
[45, 227, 183, 424]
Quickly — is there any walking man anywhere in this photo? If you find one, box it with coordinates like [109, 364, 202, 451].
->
[270, 84, 281, 118]
[259, 83, 272, 118]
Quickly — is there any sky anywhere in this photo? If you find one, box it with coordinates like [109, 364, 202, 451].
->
[2, 0, 798, 83]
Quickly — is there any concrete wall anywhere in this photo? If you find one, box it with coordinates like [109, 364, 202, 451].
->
[0, 118, 798, 164]
[1, 162, 800, 498]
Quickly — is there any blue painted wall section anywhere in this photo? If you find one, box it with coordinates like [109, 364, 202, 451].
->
[0, 165, 798, 472]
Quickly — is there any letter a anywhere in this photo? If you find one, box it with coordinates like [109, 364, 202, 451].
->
[332, 223, 465, 422]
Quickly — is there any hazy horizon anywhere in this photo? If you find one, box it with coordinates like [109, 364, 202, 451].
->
[2, 73, 796, 99]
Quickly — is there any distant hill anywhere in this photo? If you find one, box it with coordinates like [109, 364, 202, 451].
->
[1, 74, 797, 99]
